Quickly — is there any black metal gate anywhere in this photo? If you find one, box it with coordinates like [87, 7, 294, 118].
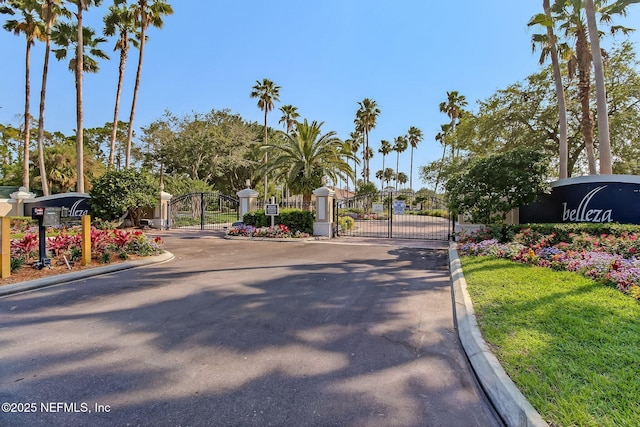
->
[168, 192, 239, 230]
[334, 190, 453, 241]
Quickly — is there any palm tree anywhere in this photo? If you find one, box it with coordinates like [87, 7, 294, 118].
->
[529, 0, 569, 179]
[378, 139, 391, 190]
[52, 19, 109, 192]
[551, 0, 633, 174]
[583, 0, 635, 174]
[354, 98, 380, 184]
[104, 0, 137, 169]
[382, 167, 395, 189]
[3, 0, 45, 191]
[439, 91, 467, 161]
[262, 119, 353, 208]
[345, 130, 361, 190]
[406, 126, 423, 192]
[33, 1, 69, 196]
[250, 78, 280, 202]
[393, 135, 408, 191]
[126, 0, 173, 169]
[56, 0, 104, 193]
[397, 172, 408, 189]
[278, 104, 299, 134]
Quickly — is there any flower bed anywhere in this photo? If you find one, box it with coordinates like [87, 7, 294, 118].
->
[458, 228, 640, 300]
[9, 226, 164, 273]
[227, 224, 310, 239]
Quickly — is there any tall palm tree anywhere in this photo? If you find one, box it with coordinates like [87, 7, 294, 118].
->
[35, 0, 69, 195]
[126, 0, 173, 169]
[382, 167, 395, 189]
[354, 98, 380, 184]
[250, 78, 280, 203]
[345, 130, 361, 190]
[104, 0, 137, 169]
[583, 0, 635, 174]
[439, 91, 467, 161]
[52, 19, 108, 192]
[57, 0, 104, 193]
[3, 0, 45, 191]
[397, 172, 408, 189]
[529, 0, 569, 179]
[406, 126, 423, 192]
[278, 104, 299, 134]
[378, 139, 392, 190]
[262, 119, 353, 208]
[393, 135, 407, 191]
[551, 0, 633, 174]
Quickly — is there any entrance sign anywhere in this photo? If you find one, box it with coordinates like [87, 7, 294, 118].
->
[520, 175, 640, 224]
[393, 200, 406, 215]
[265, 204, 279, 216]
[372, 203, 384, 214]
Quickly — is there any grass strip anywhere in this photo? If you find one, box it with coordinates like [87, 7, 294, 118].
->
[461, 256, 640, 427]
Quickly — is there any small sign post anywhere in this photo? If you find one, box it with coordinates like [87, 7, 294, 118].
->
[265, 203, 279, 227]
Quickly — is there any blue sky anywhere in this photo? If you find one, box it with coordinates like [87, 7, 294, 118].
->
[1, 1, 639, 190]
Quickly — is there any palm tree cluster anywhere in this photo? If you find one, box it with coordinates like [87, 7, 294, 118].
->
[248, 81, 424, 202]
[1, 0, 173, 194]
[529, 0, 637, 177]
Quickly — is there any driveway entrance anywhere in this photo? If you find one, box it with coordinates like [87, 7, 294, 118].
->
[0, 234, 500, 426]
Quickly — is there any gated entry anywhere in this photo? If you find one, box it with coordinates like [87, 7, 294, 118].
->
[168, 192, 239, 230]
[334, 190, 452, 240]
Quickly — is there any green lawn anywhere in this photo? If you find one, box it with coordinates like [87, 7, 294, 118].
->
[461, 256, 640, 427]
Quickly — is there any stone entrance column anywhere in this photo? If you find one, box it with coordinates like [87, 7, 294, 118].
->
[8, 187, 36, 216]
[313, 186, 335, 237]
[237, 187, 259, 221]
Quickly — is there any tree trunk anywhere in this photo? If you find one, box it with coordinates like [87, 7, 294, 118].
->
[126, 4, 146, 169]
[409, 147, 414, 192]
[23, 38, 31, 190]
[544, 0, 569, 179]
[36, 15, 52, 196]
[110, 41, 127, 169]
[263, 108, 268, 204]
[576, 26, 597, 175]
[585, 0, 612, 174]
[75, 4, 85, 193]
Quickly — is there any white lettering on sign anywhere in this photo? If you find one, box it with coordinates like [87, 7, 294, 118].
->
[68, 200, 89, 217]
[561, 186, 613, 223]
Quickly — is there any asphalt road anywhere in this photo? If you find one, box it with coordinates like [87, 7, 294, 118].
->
[0, 232, 502, 427]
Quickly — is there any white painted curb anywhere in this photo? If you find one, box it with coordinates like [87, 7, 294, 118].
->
[449, 243, 548, 427]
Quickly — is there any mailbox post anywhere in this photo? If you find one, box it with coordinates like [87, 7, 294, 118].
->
[31, 207, 68, 269]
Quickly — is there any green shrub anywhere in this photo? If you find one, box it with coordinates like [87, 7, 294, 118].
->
[10, 256, 26, 272]
[338, 216, 355, 231]
[243, 209, 314, 234]
[89, 169, 159, 227]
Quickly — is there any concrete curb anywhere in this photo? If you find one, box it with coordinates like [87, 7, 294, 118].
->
[449, 243, 548, 427]
[0, 251, 175, 297]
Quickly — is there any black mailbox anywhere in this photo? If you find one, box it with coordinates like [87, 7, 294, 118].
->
[31, 207, 68, 269]
[32, 207, 64, 226]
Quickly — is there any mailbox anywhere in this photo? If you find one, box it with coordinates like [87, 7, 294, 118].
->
[32, 207, 68, 227]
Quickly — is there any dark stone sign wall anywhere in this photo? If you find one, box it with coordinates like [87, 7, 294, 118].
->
[520, 175, 640, 224]
[24, 193, 90, 220]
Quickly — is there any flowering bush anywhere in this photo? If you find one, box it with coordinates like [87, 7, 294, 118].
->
[227, 223, 310, 239]
[459, 229, 640, 301]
